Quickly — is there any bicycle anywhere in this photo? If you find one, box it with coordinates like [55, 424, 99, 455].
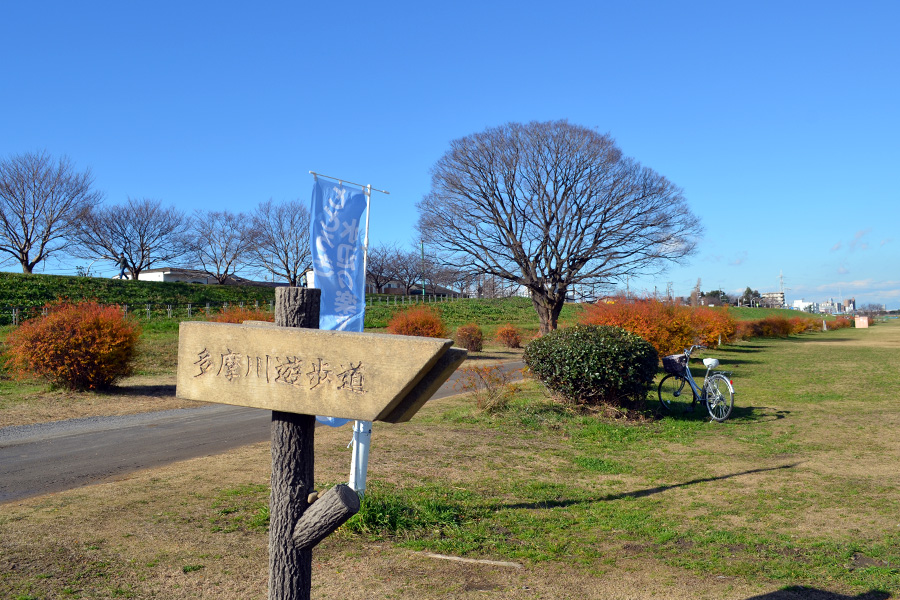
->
[658, 345, 735, 422]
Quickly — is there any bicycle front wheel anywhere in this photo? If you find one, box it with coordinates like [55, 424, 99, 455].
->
[704, 374, 734, 422]
[658, 374, 691, 413]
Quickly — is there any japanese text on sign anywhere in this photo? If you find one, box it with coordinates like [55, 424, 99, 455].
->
[193, 347, 366, 393]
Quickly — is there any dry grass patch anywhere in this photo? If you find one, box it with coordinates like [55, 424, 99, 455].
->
[0, 375, 202, 428]
[1, 414, 778, 600]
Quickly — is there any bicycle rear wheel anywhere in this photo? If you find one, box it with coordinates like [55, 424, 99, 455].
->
[704, 374, 734, 422]
[658, 374, 692, 413]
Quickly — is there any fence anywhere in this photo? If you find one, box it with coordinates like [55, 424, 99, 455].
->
[1, 294, 468, 326]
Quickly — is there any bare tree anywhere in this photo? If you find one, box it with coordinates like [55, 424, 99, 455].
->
[391, 249, 426, 295]
[0, 151, 103, 273]
[421, 255, 466, 296]
[188, 210, 257, 284]
[248, 199, 311, 287]
[365, 242, 399, 293]
[72, 197, 192, 278]
[417, 120, 702, 333]
[857, 303, 884, 318]
[690, 278, 702, 307]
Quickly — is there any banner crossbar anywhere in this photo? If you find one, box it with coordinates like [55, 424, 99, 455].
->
[309, 171, 390, 195]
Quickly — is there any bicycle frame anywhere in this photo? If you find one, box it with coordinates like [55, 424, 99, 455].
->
[678, 345, 717, 404]
[681, 361, 713, 403]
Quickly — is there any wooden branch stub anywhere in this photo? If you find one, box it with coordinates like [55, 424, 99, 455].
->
[292, 484, 361, 551]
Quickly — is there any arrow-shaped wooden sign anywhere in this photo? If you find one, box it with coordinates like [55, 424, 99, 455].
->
[175, 321, 467, 423]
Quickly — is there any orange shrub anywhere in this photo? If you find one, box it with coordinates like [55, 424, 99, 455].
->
[831, 316, 852, 329]
[692, 306, 737, 347]
[5, 301, 141, 391]
[209, 306, 275, 323]
[495, 323, 522, 348]
[754, 316, 793, 338]
[788, 317, 821, 334]
[579, 296, 735, 357]
[455, 323, 484, 352]
[386, 306, 448, 338]
[733, 315, 826, 340]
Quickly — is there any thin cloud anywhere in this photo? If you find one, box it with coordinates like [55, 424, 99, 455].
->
[830, 242, 842, 251]
[837, 265, 849, 274]
[815, 279, 874, 292]
[881, 238, 892, 247]
[729, 251, 748, 266]
[849, 229, 871, 251]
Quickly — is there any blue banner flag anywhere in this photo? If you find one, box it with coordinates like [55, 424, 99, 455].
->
[310, 178, 368, 333]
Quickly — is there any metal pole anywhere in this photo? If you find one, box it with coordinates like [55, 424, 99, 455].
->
[350, 184, 374, 497]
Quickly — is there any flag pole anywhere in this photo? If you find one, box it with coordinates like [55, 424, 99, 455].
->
[350, 184, 374, 498]
[309, 173, 388, 499]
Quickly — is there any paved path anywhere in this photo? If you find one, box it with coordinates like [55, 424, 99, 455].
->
[0, 361, 524, 503]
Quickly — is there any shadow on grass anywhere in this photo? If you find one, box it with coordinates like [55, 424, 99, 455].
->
[744, 587, 890, 599]
[719, 344, 767, 353]
[781, 335, 856, 344]
[728, 405, 791, 423]
[657, 405, 790, 424]
[504, 463, 799, 510]
[106, 384, 177, 397]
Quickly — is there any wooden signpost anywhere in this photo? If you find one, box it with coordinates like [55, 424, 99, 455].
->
[175, 287, 466, 600]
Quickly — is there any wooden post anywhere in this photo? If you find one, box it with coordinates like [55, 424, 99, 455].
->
[174, 286, 464, 599]
[269, 287, 320, 600]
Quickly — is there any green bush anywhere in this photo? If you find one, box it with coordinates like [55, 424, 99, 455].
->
[523, 325, 658, 410]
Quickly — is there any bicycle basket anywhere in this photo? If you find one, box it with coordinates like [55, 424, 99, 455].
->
[662, 354, 688, 375]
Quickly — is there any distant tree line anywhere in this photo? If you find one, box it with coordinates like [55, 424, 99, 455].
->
[0, 150, 495, 294]
[0, 151, 311, 286]
[365, 242, 513, 298]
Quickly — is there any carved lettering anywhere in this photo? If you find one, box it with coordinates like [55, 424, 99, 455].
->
[194, 348, 367, 393]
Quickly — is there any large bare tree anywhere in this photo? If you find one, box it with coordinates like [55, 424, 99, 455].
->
[73, 197, 192, 278]
[248, 199, 311, 287]
[0, 151, 103, 273]
[417, 120, 703, 333]
[189, 210, 257, 284]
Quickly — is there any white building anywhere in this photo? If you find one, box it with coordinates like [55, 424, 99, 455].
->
[792, 299, 817, 312]
[130, 268, 271, 286]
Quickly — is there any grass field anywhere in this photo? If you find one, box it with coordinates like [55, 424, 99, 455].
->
[727, 306, 835, 322]
[1, 318, 898, 598]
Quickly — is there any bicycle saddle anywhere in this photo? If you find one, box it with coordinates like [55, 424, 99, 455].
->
[702, 358, 720, 369]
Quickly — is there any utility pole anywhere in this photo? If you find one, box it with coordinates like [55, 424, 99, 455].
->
[421, 240, 426, 297]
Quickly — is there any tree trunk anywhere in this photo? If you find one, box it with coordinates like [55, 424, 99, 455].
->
[269, 287, 320, 600]
[530, 290, 566, 335]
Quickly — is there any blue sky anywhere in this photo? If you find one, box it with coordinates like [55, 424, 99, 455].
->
[2, 1, 897, 308]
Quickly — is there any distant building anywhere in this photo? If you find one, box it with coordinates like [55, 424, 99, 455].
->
[792, 299, 817, 312]
[843, 298, 856, 312]
[761, 291, 785, 308]
[819, 299, 839, 314]
[133, 268, 275, 287]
